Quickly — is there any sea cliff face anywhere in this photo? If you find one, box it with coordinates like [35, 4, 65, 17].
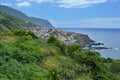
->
[74, 33, 94, 47]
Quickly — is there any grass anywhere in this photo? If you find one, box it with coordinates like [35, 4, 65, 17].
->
[76, 76, 93, 80]
[42, 55, 77, 70]
[42, 56, 61, 69]
[2, 36, 16, 43]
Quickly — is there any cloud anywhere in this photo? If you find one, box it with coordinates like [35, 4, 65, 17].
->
[17, 1, 31, 7]
[28, 0, 54, 3]
[50, 17, 120, 28]
[0, 3, 12, 6]
[57, 0, 108, 8]
[16, 0, 109, 8]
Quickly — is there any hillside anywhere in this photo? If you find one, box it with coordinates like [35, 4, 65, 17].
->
[0, 11, 38, 32]
[0, 30, 119, 80]
[0, 4, 120, 80]
[0, 9, 93, 46]
[0, 4, 93, 46]
[0, 5, 54, 28]
[29, 17, 54, 28]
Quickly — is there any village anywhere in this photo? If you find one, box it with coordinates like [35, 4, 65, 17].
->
[32, 28, 77, 45]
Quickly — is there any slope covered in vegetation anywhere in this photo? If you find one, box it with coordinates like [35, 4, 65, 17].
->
[0, 5, 54, 28]
[0, 11, 37, 32]
[0, 30, 119, 80]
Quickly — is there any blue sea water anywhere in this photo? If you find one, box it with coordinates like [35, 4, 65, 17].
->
[62, 28, 120, 59]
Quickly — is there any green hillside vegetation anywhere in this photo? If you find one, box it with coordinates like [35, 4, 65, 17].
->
[0, 30, 119, 80]
[0, 5, 54, 28]
[0, 11, 38, 32]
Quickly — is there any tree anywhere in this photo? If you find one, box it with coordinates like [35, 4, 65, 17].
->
[26, 31, 38, 39]
[47, 35, 59, 45]
[47, 35, 66, 55]
[67, 44, 82, 58]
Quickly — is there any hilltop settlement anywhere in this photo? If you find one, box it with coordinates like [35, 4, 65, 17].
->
[32, 28, 94, 46]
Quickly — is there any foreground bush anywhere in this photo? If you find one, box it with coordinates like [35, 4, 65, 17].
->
[0, 30, 119, 80]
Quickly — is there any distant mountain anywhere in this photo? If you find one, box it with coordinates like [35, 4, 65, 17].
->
[0, 5, 54, 28]
[0, 11, 37, 32]
[29, 17, 54, 28]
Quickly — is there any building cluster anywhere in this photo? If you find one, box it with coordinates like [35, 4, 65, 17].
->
[32, 28, 77, 45]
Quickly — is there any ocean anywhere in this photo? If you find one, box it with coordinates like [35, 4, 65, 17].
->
[62, 28, 120, 59]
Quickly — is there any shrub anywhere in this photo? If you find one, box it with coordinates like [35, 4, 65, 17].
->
[48, 69, 61, 80]
[47, 35, 66, 55]
[67, 44, 82, 58]
[74, 64, 91, 75]
[110, 60, 120, 74]
[12, 41, 43, 64]
[58, 69, 75, 80]
[47, 35, 59, 45]
[0, 59, 47, 80]
[26, 31, 38, 39]
[12, 30, 26, 36]
[11, 30, 38, 39]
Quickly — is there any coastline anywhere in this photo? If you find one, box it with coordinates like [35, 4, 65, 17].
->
[33, 28, 94, 47]
[60, 28, 120, 59]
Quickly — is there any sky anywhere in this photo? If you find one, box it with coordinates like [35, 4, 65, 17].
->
[0, 0, 120, 28]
